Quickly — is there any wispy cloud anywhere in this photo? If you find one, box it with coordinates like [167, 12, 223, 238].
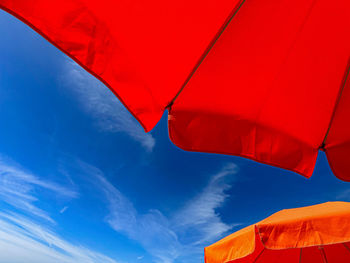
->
[60, 60, 155, 151]
[172, 163, 239, 246]
[0, 156, 78, 223]
[75, 160, 238, 263]
[59, 206, 69, 214]
[76, 161, 180, 263]
[0, 156, 118, 263]
[0, 212, 118, 263]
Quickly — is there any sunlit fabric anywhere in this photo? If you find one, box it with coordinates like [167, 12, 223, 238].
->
[205, 202, 350, 263]
[0, 0, 349, 180]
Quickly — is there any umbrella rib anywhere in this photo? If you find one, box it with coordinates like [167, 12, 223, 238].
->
[165, 0, 246, 109]
[344, 243, 350, 253]
[319, 246, 328, 263]
[252, 248, 265, 263]
[299, 248, 302, 263]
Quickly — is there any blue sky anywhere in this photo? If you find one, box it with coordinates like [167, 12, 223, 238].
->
[0, 9, 349, 263]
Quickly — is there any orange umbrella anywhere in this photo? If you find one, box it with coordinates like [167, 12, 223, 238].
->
[205, 202, 350, 263]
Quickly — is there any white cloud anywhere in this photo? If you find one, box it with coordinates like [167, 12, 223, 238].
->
[0, 154, 237, 263]
[0, 156, 78, 223]
[75, 160, 238, 263]
[0, 156, 118, 263]
[0, 212, 117, 263]
[60, 60, 155, 151]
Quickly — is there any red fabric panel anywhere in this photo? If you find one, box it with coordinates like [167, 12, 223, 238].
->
[0, 0, 241, 131]
[300, 246, 326, 263]
[324, 62, 350, 181]
[230, 244, 350, 263]
[170, 0, 350, 178]
[169, 110, 317, 176]
[322, 242, 350, 263]
[254, 248, 300, 263]
[301, 243, 350, 263]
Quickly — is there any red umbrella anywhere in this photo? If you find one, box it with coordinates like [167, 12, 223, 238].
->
[0, 0, 349, 180]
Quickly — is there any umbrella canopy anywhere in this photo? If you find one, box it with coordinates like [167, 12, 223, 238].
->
[205, 202, 350, 263]
[0, 0, 349, 180]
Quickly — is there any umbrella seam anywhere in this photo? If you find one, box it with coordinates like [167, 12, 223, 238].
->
[252, 248, 265, 263]
[320, 59, 350, 149]
[165, 0, 246, 109]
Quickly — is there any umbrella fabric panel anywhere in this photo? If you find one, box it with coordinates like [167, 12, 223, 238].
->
[0, 0, 242, 131]
[169, 0, 350, 178]
[204, 226, 257, 263]
[299, 246, 328, 263]
[168, 108, 318, 177]
[324, 64, 350, 181]
[248, 248, 300, 263]
[213, 229, 301, 263]
[300, 243, 350, 263]
[229, 244, 350, 263]
[224, 229, 265, 263]
[257, 202, 350, 249]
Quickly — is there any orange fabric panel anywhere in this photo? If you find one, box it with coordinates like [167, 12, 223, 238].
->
[258, 202, 350, 249]
[169, 0, 350, 178]
[204, 226, 256, 263]
[205, 202, 350, 263]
